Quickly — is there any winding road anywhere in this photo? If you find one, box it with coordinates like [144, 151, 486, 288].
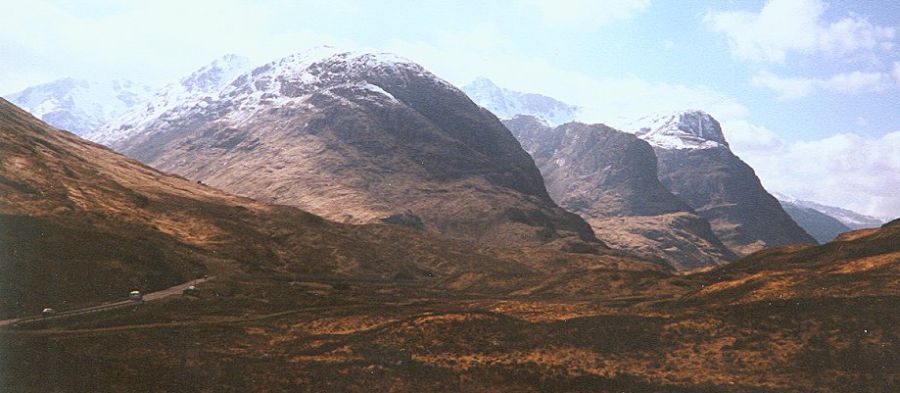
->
[0, 277, 212, 328]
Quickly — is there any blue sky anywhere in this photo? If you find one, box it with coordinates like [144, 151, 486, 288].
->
[1, 0, 898, 218]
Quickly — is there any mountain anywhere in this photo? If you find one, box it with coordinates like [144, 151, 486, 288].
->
[504, 115, 736, 270]
[4, 78, 152, 136]
[96, 49, 599, 249]
[86, 54, 253, 144]
[462, 77, 579, 126]
[776, 199, 853, 243]
[773, 192, 886, 230]
[634, 110, 816, 255]
[0, 96, 547, 318]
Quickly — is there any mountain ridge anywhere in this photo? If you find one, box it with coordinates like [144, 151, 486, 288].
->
[94, 50, 603, 249]
[504, 115, 737, 270]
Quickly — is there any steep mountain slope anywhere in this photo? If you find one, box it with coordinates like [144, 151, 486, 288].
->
[87, 54, 252, 144]
[634, 111, 815, 255]
[778, 199, 852, 243]
[4, 78, 151, 136]
[773, 192, 886, 230]
[6, 98, 638, 319]
[504, 115, 735, 270]
[105, 50, 598, 248]
[463, 78, 579, 126]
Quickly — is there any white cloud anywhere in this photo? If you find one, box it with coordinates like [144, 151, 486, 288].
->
[706, 0, 895, 62]
[752, 70, 896, 100]
[893, 62, 900, 84]
[722, 120, 785, 153]
[731, 127, 900, 218]
[528, 0, 650, 30]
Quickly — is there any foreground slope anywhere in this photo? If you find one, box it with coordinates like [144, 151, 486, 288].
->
[635, 111, 816, 255]
[104, 49, 597, 248]
[690, 218, 900, 305]
[504, 116, 735, 270]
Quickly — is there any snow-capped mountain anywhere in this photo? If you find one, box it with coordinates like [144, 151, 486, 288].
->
[4, 78, 152, 136]
[773, 192, 885, 230]
[462, 77, 579, 126]
[100, 48, 600, 248]
[504, 115, 736, 270]
[632, 110, 815, 255]
[87, 54, 253, 144]
[632, 110, 729, 150]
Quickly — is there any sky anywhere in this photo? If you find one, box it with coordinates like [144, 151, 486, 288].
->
[1, 0, 898, 218]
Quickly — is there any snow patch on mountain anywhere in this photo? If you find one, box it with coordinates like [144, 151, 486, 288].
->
[462, 78, 579, 126]
[87, 54, 253, 144]
[92, 47, 458, 143]
[632, 110, 729, 150]
[4, 78, 152, 136]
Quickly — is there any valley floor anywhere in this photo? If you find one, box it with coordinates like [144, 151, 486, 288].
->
[2, 274, 896, 393]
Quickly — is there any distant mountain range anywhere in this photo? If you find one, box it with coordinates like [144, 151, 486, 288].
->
[773, 192, 886, 230]
[773, 192, 885, 243]
[4, 78, 152, 136]
[7, 55, 888, 270]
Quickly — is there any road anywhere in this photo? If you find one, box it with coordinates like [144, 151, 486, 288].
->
[0, 277, 212, 328]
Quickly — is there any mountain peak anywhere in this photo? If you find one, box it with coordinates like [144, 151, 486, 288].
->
[179, 53, 252, 93]
[462, 78, 579, 126]
[634, 110, 729, 150]
[466, 77, 500, 90]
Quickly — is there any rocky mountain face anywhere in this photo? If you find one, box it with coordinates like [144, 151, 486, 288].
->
[504, 115, 735, 270]
[777, 200, 852, 243]
[99, 50, 599, 249]
[463, 77, 579, 126]
[4, 78, 152, 136]
[634, 111, 816, 255]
